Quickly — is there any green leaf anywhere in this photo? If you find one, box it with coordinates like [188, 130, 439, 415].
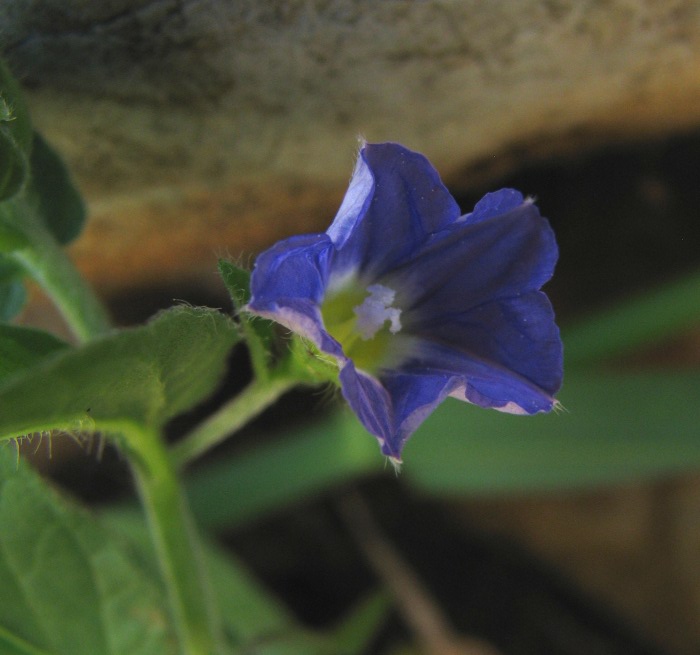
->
[0, 217, 30, 253]
[327, 591, 390, 655]
[0, 307, 237, 655]
[184, 369, 700, 528]
[0, 175, 110, 342]
[563, 268, 700, 366]
[0, 257, 27, 320]
[0, 92, 106, 339]
[0, 306, 238, 442]
[2, 193, 111, 341]
[100, 508, 380, 655]
[402, 371, 700, 493]
[0, 447, 176, 655]
[28, 132, 86, 245]
[187, 413, 381, 531]
[0, 323, 68, 382]
[0, 58, 32, 201]
[0, 279, 25, 321]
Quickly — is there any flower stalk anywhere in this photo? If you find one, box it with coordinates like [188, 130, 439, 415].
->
[171, 374, 297, 469]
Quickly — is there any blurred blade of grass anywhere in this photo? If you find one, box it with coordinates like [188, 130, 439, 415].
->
[186, 413, 382, 531]
[563, 267, 700, 366]
[327, 591, 391, 655]
[184, 371, 700, 528]
[403, 370, 700, 494]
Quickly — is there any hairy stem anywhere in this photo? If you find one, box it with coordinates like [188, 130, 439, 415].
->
[129, 425, 223, 655]
[171, 375, 296, 468]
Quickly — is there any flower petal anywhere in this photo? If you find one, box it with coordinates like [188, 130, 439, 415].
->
[415, 292, 563, 399]
[463, 188, 527, 224]
[328, 143, 461, 279]
[339, 362, 461, 458]
[248, 233, 344, 357]
[380, 370, 461, 457]
[339, 363, 394, 451]
[247, 142, 563, 461]
[249, 233, 333, 306]
[394, 196, 558, 316]
[400, 318, 561, 415]
[340, 294, 560, 458]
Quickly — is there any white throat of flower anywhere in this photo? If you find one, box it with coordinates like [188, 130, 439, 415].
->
[353, 284, 402, 340]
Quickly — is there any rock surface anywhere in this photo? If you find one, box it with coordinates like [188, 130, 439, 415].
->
[2, 0, 700, 290]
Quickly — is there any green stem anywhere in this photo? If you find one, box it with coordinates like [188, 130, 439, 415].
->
[12, 231, 111, 342]
[129, 425, 223, 655]
[3, 193, 111, 342]
[172, 375, 296, 468]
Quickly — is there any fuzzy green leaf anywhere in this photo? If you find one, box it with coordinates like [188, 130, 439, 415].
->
[101, 508, 386, 655]
[0, 448, 176, 655]
[0, 323, 68, 382]
[0, 306, 238, 443]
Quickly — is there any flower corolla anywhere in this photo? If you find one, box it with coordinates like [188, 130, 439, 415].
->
[248, 142, 563, 460]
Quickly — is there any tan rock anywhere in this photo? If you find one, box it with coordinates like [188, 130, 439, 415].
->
[2, 0, 700, 290]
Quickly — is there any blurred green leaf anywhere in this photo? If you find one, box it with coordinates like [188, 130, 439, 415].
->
[563, 268, 700, 366]
[403, 371, 700, 493]
[27, 132, 86, 245]
[0, 257, 27, 320]
[0, 448, 176, 655]
[2, 190, 111, 341]
[0, 216, 30, 253]
[328, 591, 391, 655]
[0, 323, 68, 382]
[0, 306, 238, 443]
[0, 280, 25, 321]
[0, 58, 32, 201]
[0, 126, 108, 339]
[186, 413, 381, 531]
[100, 507, 386, 655]
[184, 368, 700, 527]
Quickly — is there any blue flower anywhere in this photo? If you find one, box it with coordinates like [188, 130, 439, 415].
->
[247, 142, 562, 460]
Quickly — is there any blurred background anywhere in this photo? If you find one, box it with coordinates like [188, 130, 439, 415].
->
[2, 1, 700, 653]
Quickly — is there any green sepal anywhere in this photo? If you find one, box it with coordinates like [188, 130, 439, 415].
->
[218, 259, 275, 379]
[287, 334, 340, 385]
[218, 259, 252, 308]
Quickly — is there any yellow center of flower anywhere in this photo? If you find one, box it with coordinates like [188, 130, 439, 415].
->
[322, 282, 402, 373]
